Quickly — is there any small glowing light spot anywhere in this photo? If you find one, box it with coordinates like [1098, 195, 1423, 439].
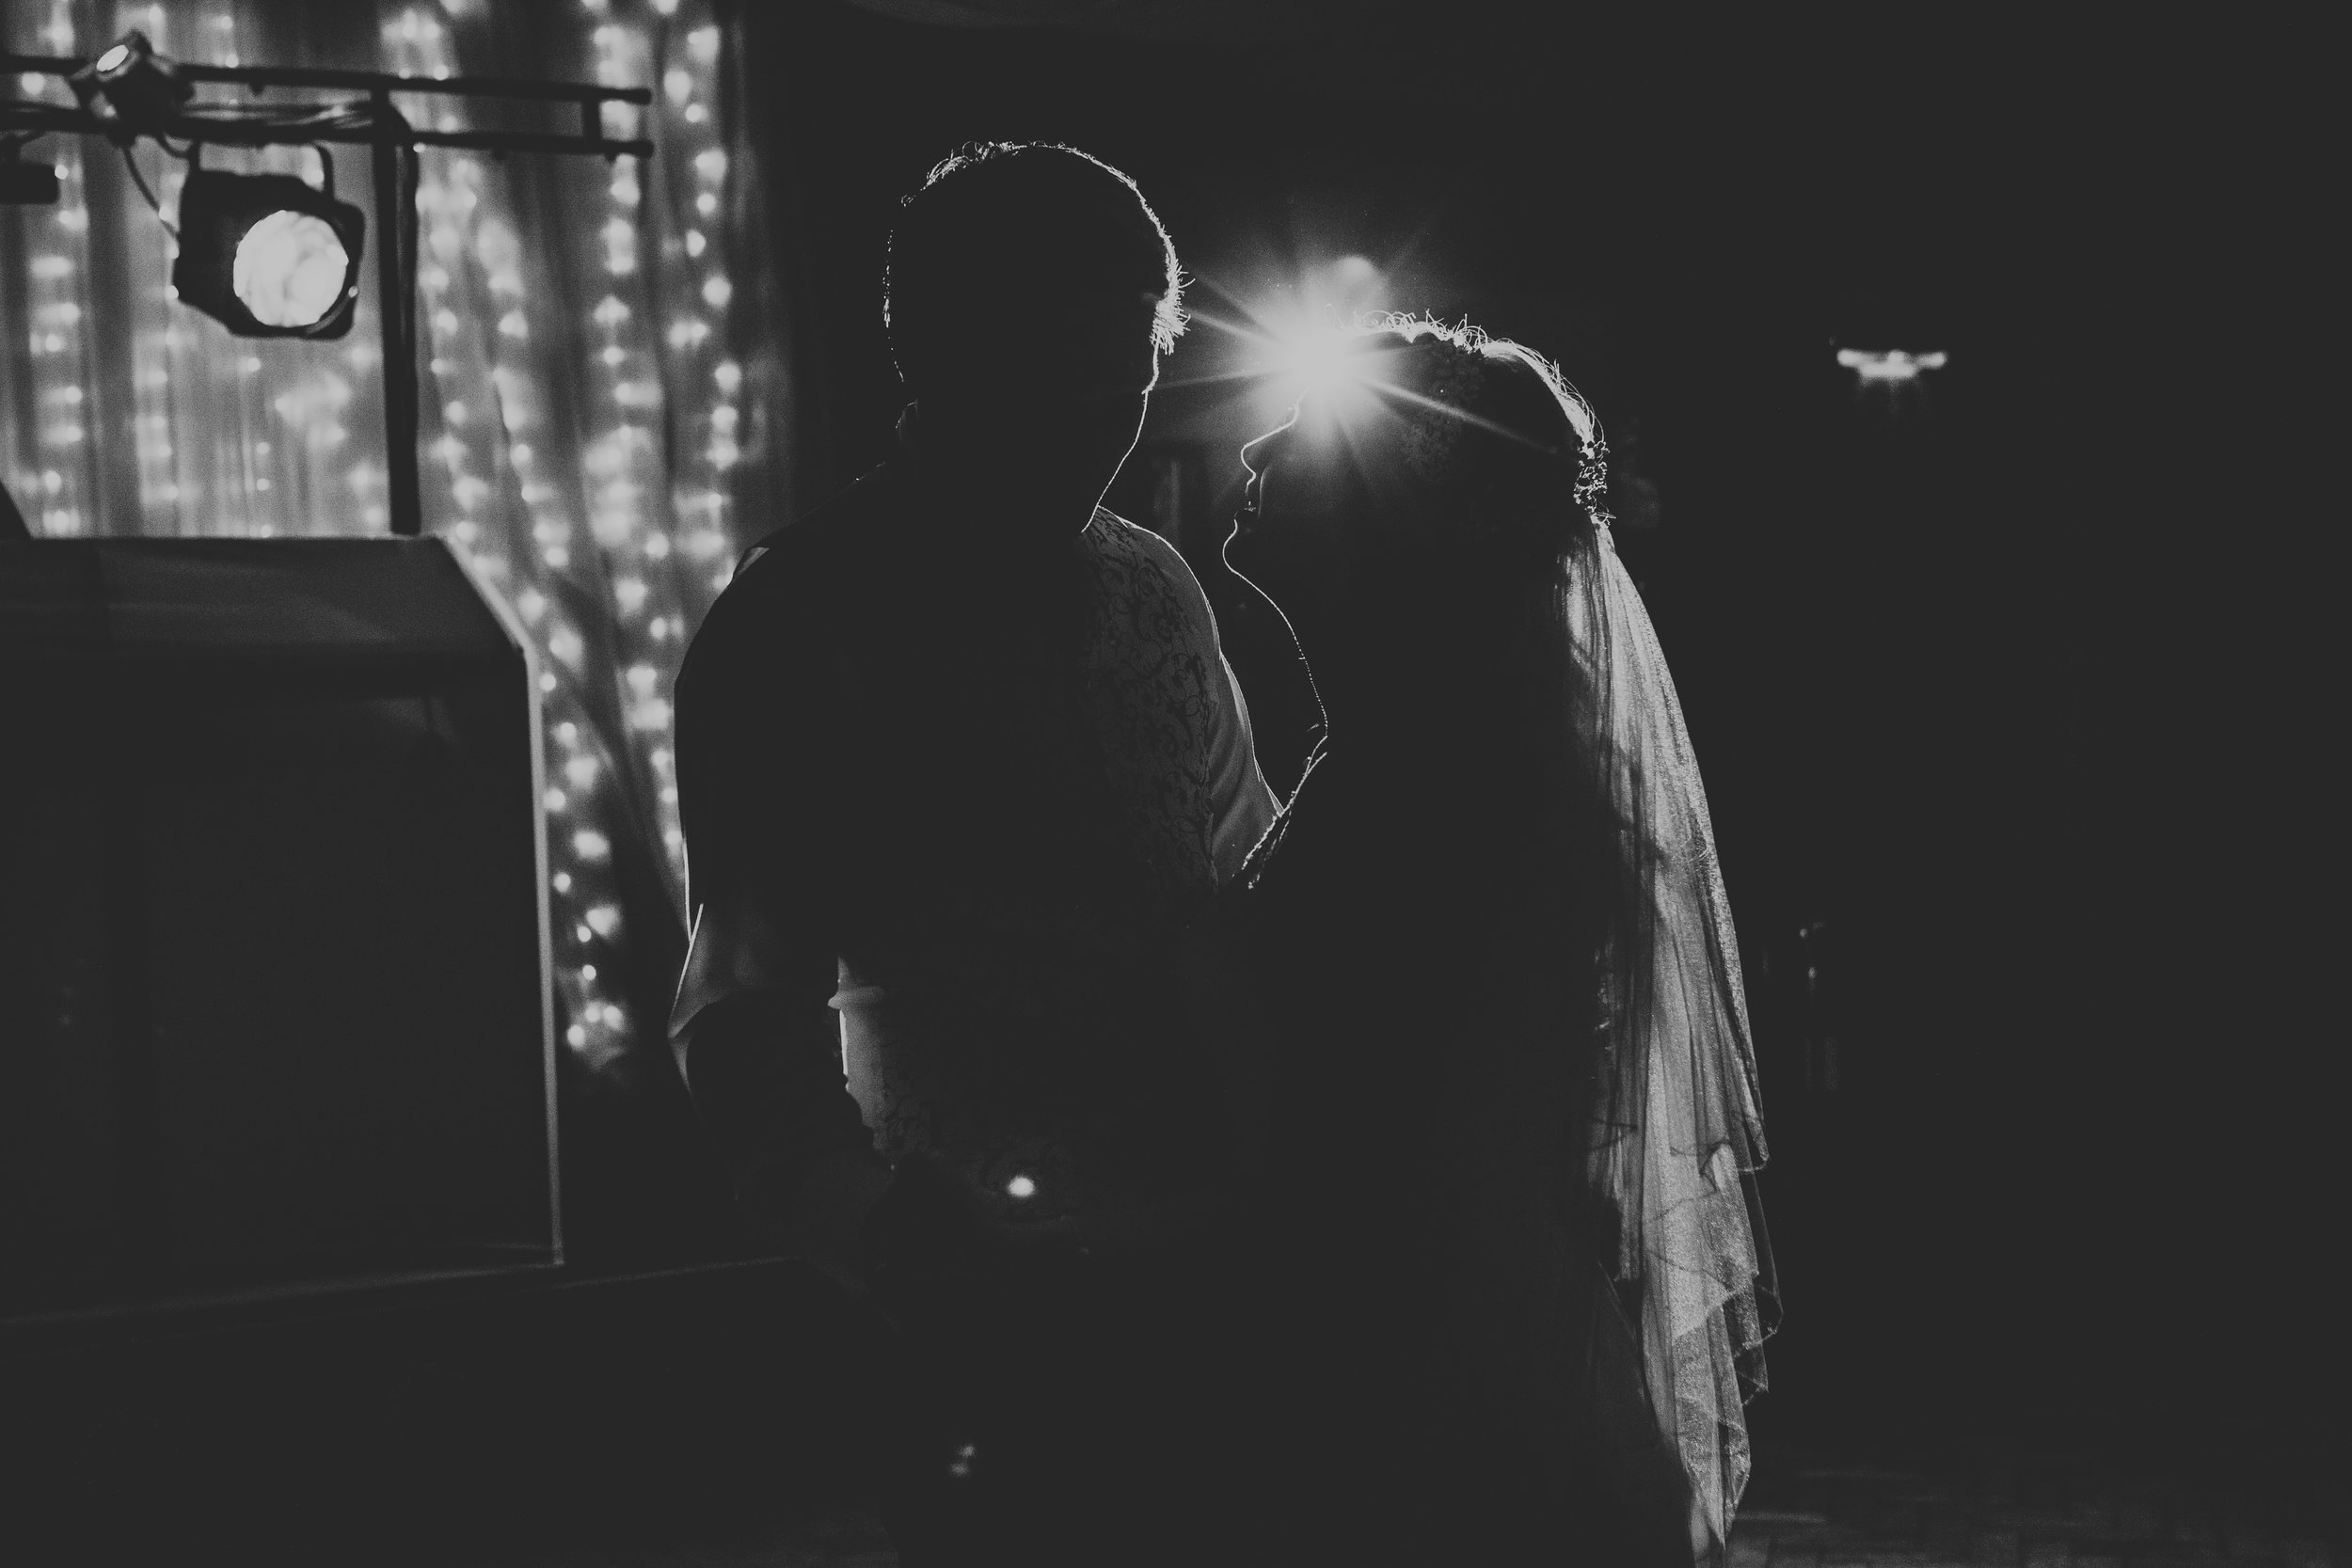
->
[713, 360, 741, 393]
[572, 830, 612, 862]
[552, 871, 573, 893]
[540, 672, 559, 692]
[576, 924, 594, 943]
[565, 755, 598, 788]
[1007, 1175, 1037, 1199]
[498, 309, 528, 339]
[695, 192, 717, 216]
[567, 1023, 588, 1048]
[1836, 347, 1948, 384]
[585, 905, 620, 938]
[702, 276, 733, 308]
[601, 345, 627, 367]
[684, 230, 707, 258]
[580, 962, 598, 980]
[664, 68, 692, 106]
[544, 788, 567, 812]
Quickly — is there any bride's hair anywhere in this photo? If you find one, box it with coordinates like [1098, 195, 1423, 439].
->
[1350, 312, 1616, 536]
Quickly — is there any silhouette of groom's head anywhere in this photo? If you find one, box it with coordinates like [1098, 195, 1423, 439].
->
[887, 143, 1184, 527]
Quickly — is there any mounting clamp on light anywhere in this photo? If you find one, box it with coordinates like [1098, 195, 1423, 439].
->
[173, 151, 366, 339]
[67, 30, 192, 142]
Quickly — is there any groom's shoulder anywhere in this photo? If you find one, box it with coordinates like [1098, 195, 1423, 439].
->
[731, 467, 899, 592]
[685, 467, 898, 680]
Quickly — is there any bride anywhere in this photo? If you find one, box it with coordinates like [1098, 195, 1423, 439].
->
[1231, 317, 1777, 1566]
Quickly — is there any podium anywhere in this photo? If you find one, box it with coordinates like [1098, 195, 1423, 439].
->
[0, 539, 559, 1322]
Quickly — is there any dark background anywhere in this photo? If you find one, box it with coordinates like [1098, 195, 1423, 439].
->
[733, 0, 2337, 1462]
[1, 7, 2332, 1560]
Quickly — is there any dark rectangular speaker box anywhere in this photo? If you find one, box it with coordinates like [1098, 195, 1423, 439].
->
[0, 538, 559, 1322]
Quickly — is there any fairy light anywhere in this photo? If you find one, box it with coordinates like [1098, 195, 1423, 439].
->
[381, 5, 646, 1072]
[15, 3, 93, 535]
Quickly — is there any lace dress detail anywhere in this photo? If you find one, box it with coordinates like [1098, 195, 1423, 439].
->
[1073, 508, 1224, 904]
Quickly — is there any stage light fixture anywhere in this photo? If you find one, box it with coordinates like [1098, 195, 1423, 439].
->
[68, 30, 193, 135]
[173, 166, 365, 339]
[1836, 347, 1948, 385]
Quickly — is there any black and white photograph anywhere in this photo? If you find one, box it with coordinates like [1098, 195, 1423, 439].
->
[0, 3, 2328, 1565]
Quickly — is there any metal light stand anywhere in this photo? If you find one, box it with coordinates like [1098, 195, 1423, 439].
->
[1, 54, 652, 538]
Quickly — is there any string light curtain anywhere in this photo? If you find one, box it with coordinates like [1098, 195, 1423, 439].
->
[0, 0, 779, 1083]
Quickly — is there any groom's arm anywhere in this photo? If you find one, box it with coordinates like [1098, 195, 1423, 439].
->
[670, 572, 890, 1291]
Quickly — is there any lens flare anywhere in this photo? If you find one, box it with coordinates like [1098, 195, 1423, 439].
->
[232, 210, 351, 329]
[1275, 328, 1363, 397]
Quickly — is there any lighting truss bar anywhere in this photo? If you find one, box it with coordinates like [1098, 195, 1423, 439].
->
[5, 50, 650, 119]
[0, 100, 650, 159]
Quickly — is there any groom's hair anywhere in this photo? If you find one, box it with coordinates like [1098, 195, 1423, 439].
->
[886, 142, 1185, 393]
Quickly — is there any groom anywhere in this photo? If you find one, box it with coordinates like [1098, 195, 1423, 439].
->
[669, 143, 1280, 1563]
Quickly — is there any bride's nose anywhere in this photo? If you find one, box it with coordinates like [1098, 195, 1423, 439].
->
[1241, 410, 1300, 482]
[1240, 409, 1301, 516]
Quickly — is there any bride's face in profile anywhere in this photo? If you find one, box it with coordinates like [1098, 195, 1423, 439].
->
[1238, 396, 1379, 538]
[1237, 334, 1437, 545]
